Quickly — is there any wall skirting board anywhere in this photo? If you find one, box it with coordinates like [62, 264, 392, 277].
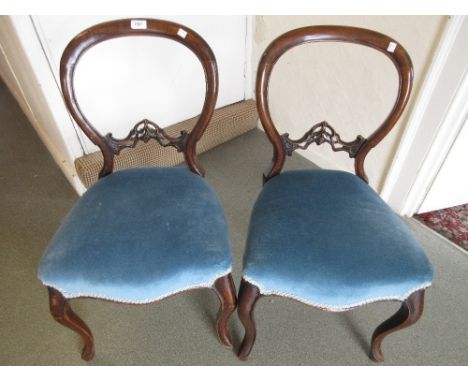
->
[75, 100, 258, 189]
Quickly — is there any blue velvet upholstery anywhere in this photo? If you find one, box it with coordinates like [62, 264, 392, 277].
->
[38, 167, 232, 303]
[243, 170, 433, 311]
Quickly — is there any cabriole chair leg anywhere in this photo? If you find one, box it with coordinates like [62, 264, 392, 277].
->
[48, 287, 95, 361]
[237, 278, 261, 360]
[370, 290, 425, 362]
[213, 274, 237, 349]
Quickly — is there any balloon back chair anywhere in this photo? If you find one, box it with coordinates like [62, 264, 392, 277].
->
[37, 19, 236, 361]
[237, 26, 433, 362]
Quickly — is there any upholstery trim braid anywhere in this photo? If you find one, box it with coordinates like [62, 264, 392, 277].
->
[42, 269, 232, 304]
[243, 275, 432, 312]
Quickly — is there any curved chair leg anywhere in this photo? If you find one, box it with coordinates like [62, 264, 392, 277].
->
[48, 287, 95, 361]
[237, 278, 261, 360]
[370, 290, 425, 362]
[213, 274, 237, 349]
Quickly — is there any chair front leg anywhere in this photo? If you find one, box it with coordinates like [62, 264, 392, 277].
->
[48, 287, 95, 361]
[213, 274, 237, 349]
[370, 289, 425, 362]
[237, 278, 261, 360]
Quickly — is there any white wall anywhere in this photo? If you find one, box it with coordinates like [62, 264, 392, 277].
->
[33, 16, 248, 154]
[0, 16, 248, 194]
[2, 15, 455, 206]
[252, 16, 447, 192]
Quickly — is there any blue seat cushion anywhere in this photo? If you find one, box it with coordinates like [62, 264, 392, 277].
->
[38, 167, 232, 303]
[243, 170, 433, 311]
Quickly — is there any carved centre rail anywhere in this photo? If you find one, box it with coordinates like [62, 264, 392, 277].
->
[280, 121, 366, 158]
[104, 119, 189, 154]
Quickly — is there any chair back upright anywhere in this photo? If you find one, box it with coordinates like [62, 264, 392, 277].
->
[60, 18, 219, 178]
[256, 26, 413, 183]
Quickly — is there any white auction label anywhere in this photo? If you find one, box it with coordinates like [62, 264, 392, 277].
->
[131, 20, 147, 30]
[177, 28, 188, 38]
[387, 42, 398, 53]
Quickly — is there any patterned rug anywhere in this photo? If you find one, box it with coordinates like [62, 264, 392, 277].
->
[415, 204, 468, 252]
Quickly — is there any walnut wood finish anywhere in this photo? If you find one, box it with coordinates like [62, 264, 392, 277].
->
[370, 290, 425, 362]
[238, 26, 426, 362]
[281, 120, 366, 158]
[60, 18, 218, 178]
[105, 119, 189, 155]
[256, 25, 413, 183]
[47, 274, 237, 360]
[46, 19, 236, 361]
[48, 287, 95, 361]
[213, 274, 238, 349]
[237, 278, 261, 360]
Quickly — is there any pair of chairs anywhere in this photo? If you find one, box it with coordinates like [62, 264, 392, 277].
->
[37, 19, 433, 363]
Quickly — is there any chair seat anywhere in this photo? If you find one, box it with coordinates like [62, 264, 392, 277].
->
[38, 167, 232, 303]
[243, 170, 433, 311]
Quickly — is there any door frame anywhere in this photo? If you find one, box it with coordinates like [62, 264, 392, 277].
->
[380, 15, 468, 216]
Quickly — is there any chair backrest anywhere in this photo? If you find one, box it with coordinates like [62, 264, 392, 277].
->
[60, 18, 218, 179]
[256, 25, 413, 183]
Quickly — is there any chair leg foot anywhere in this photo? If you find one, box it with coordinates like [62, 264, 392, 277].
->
[213, 274, 237, 349]
[237, 278, 261, 360]
[370, 289, 425, 362]
[48, 287, 95, 361]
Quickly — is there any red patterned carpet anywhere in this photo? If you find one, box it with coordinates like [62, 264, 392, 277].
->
[415, 204, 468, 252]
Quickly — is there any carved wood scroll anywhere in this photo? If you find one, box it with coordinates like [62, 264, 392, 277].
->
[104, 119, 188, 155]
[280, 121, 366, 158]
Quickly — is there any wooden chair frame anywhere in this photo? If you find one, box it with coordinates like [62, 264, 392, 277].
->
[238, 25, 425, 362]
[48, 18, 236, 361]
[256, 25, 413, 184]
